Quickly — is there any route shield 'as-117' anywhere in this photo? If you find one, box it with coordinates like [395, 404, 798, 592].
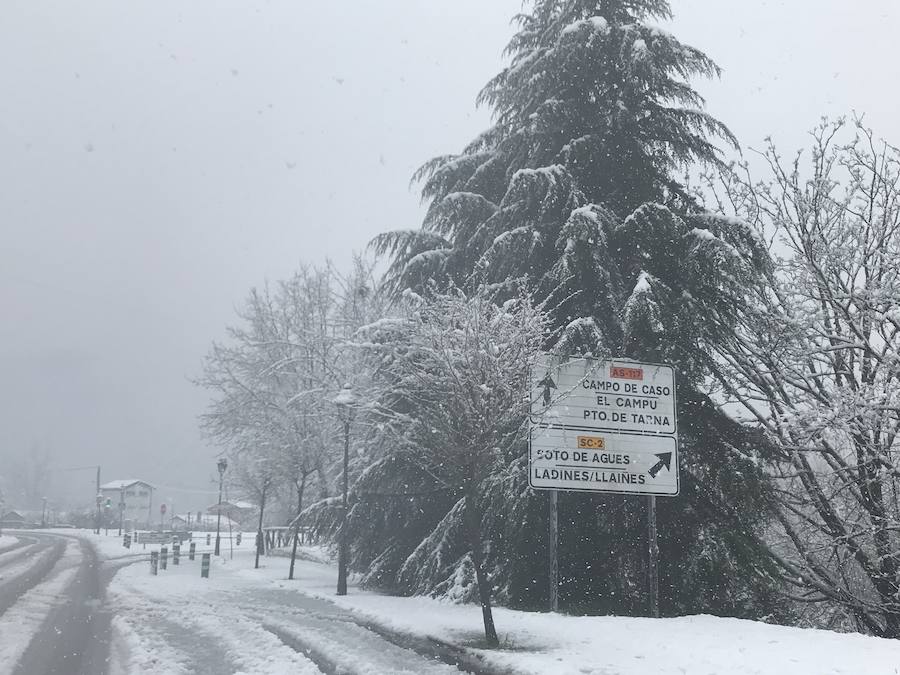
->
[529, 354, 679, 497]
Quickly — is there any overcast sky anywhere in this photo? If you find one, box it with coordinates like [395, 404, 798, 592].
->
[2, 0, 898, 511]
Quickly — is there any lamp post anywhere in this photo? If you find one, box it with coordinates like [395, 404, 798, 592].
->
[331, 383, 357, 596]
[118, 486, 125, 536]
[214, 457, 228, 556]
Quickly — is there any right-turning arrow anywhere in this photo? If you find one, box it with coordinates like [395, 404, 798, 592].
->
[648, 452, 673, 478]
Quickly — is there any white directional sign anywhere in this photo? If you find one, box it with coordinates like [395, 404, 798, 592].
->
[531, 355, 676, 435]
[529, 426, 678, 495]
[529, 355, 679, 496]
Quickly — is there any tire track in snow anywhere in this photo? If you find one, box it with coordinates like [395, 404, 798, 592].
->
[0, 541, 82, 673]
[0, 542, 39, 569]
[0, 536, 66, 615]
[107, 587, 323, 674]
[0, 536, 30, 556]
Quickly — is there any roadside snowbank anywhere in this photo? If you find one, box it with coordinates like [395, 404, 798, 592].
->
[0, 534, 20, 552]
[277, 553, 900, 675]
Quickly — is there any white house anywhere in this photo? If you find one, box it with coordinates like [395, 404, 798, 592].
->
[100, 479, 154, 529]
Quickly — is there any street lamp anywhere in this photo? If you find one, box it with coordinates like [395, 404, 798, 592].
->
[215, 457, 228, 556]
[118, 486, 125, 536]
[331, 383, 358, 596]
[96, 493, 103, 535]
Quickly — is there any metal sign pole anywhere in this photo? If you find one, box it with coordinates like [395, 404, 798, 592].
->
[549, 489, 559, 612]
[648, 494, 659, 618]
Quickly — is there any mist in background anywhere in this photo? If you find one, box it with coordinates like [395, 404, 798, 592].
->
[1, 0, 897, 514]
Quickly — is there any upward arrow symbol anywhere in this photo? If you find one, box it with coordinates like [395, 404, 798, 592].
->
[537, 372, 556, 406]
[648, 452, 672, 478]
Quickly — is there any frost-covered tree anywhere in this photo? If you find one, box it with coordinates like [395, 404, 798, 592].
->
[709, 118, 900, 637]
[197, 261, 382, 577]
[348, 288, 547, 646]
[370, 0, 782, 617]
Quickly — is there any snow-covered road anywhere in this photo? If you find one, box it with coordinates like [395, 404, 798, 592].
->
[0, 532, 113, 675]
[1, 531, 476, 674]
[107, 547, 468, 675]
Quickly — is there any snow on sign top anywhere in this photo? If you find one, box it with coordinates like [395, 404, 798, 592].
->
[531, 354, 676, 435]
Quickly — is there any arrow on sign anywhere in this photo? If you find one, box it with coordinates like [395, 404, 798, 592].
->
[648, 452, 672, 478]
[537, 372, 556, 406]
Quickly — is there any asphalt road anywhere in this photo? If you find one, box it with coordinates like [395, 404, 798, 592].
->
[0, 532, 130, 675]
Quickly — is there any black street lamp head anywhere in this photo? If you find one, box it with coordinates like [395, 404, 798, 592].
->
[331, 383, 358, 423]
[217, 457, 228, 477]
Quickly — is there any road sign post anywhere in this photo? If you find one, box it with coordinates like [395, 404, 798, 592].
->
[648, 495, 659, 617]
[530, 355, 679, 615]
[549, 489, 558, 612]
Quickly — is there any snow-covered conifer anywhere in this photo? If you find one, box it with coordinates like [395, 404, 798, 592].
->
[370, 0, 780, 618]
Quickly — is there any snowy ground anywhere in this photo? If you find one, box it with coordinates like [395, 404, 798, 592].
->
[103, 537, 463, 674]
[83, 530, 900, 675]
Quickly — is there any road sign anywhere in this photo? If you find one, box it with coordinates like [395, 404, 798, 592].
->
[160, 503, 167, 515]
[529, 426, 678, 495]
[532, 355, 676, 435]
[529, 355, 679, 496]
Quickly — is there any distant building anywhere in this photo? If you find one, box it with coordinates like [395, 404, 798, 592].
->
[1, 510, 27, 529]
[207, 500, 256, 529]
[174, 512, 240, 532]
[100, 480, 154, 529]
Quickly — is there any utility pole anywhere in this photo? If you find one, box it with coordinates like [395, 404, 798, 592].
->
[51, 464, 103, 533]
[96, 466, 101, 535]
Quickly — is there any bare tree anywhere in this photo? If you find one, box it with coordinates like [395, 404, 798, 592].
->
[196, 260, 385, 577]
[707, 117, 900, 636]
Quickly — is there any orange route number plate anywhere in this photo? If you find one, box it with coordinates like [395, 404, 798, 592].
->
[577, 435, 606, 450]
[610, 366, 644, 380]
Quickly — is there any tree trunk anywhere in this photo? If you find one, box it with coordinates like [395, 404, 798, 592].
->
[289, 473, 307, 581]
[255, 483, 268, 570]
[464, 487, 499, 647]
